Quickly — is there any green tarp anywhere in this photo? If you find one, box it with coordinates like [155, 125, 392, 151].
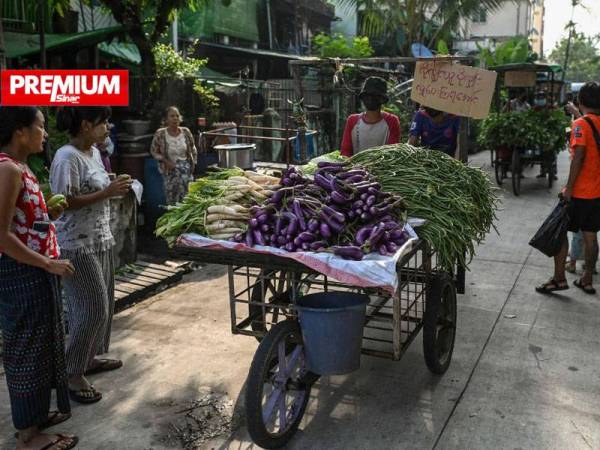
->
[179, 0, 260, 43]
[3, 26, 124, 59]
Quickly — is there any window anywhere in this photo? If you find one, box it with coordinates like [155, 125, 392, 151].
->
[472, 7, 487, 23]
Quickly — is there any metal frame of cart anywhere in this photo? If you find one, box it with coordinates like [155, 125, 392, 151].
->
[174, 240, 460, 449]
[489, 63, 565, 196]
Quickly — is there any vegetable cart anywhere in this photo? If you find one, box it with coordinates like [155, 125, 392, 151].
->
[488, 63, 566, 196]
[173, 239, 460, 449]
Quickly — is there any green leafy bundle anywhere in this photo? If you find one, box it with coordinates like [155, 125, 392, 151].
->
[478, 109, 570, 153]
[351, 144, 500, 270]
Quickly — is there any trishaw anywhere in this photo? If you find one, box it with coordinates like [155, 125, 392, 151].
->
[174, 235, 463, 449]
[489, 63, 565, 196]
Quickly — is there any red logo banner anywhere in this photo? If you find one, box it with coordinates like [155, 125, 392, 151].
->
[0, 70, 129, 106]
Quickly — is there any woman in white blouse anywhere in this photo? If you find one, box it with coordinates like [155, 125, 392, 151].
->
[150, 106, 197, 204]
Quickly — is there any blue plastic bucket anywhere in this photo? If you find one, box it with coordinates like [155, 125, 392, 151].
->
[296, 292, 369, 375]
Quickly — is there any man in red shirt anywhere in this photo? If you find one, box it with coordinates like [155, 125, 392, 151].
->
[537, 81, 600, 295]
[341, 77, 401, 156]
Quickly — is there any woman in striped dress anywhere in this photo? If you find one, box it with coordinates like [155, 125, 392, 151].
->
[49, 107, 131, 405]
[0, 107, 78, 449]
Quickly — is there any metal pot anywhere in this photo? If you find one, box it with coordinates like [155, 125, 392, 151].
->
[122, 120, 151, 136]
[214, 144, 255, 169]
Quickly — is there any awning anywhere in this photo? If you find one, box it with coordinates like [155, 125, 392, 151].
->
[3, 26, 125, 59]
[199, 41, 313, 61]
[490, 63, 563, 73]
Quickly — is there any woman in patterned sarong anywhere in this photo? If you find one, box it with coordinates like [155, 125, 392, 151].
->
[0, 107, 78, 449]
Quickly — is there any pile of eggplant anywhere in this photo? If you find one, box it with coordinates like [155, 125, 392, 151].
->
[232, 162, 410, 260]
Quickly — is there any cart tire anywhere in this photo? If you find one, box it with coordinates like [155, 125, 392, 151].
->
[494, 160, 503, 186]
[511, 150, 521, 196]
[423, 273, 457, 375]
[249, 270, 313, 341]
[246, 320, 314, 449]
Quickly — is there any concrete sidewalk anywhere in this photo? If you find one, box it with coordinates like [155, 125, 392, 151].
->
[2, 151, 600, 450]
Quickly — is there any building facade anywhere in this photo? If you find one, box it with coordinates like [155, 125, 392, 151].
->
[454, 0, 545, 57]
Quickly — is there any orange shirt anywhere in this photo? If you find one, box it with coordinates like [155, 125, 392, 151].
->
[570, 114, 600, 199]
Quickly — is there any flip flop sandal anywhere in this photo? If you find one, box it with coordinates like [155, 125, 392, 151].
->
[69, 386, 102, 404]
[535, 278, 569, 294]
[14, 433, 79, 450]
[39, 411, 72, 431]
[574, 279, 596, 295]
[85, 359, 123, 376]
[39, 434, 79, 450]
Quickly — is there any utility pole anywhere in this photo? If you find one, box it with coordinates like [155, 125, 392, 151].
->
[562, 0, 580, 82]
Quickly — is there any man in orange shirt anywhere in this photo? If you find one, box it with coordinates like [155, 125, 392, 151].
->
[537, 82, 600, 295]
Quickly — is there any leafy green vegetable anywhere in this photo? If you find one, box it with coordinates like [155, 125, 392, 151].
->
[478, 109, 570, 153]
[351, 144, 500, 271]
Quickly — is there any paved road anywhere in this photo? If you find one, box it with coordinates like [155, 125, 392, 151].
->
[1, 151, 599, 450]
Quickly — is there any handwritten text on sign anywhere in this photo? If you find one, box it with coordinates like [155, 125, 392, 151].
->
[411, 61, 497, 119]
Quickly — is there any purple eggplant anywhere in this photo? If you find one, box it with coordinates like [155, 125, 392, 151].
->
[314, 173, 333, 191]
[332, 246, 364, 261]
[366, 195, 377, 207]
[322, 205, 345, 223]
[339, 169, 367, 179]
[298, 232, 317, 243]
[285, 242, 296, 252]
[378, 244, 388, 256]
[292, 199, 307, 231]
[389, 229, 405, 240]
[360, 193, 369, 201]
[318, 161, 348, 169]
[307, 218, 319, 233]
[257, 214, 269, 224]
[347, 175, 365, 184]
[320, 222, 332, 239]
[360, 212, 372, 222]
[367, 187, 380, 196]
[320, 212, 344, 233]
[277, 235, 287, 246]
[245, 232, 254, 247]
[253, 230, 265, 246]
[261, 224, 270, 233]
[249, 218, 259, 229]
[275, 215, 284, 235]
[386, 242, 398, 254]
[356, 226, 374, 246]
[331, 190, 352, 205]
[309, 240, 328, 251]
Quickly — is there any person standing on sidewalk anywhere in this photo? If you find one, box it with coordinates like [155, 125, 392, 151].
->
[0, 107, 79, 450]
[536, 81, 600, 295]
[340, 77, 401, 156]
[50, 107, 130, 405]
[150, 106, 197, 204]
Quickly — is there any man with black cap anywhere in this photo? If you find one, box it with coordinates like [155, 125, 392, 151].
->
[340, 77, 401, 156]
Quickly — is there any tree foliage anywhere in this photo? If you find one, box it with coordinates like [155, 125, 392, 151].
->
[548, 32, 600, 82]
[478, 36, 537, 68]
[312, 33, 374, 58]
[335, 0, 505, 55]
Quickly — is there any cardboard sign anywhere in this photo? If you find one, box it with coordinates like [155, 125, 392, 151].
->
[411, 61, 497, 119]
[504, 71, 537, 87]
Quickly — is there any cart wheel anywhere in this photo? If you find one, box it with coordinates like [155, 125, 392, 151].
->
[423, 273, 457, 375]
[246, 320, 315, 449]
[511, 150, 521, 196]
[250, 270, 313, 341]
[494, 160, 503, 186]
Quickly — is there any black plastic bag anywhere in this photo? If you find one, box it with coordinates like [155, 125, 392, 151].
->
[529, 201, 570, 257]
